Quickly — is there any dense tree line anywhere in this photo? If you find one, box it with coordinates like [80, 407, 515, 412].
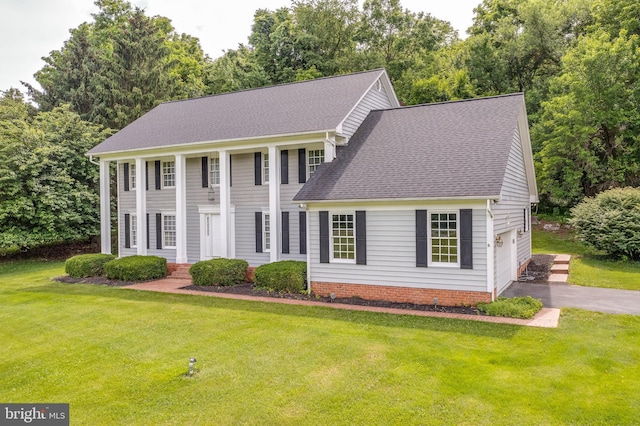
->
[1, 0, 639, 249]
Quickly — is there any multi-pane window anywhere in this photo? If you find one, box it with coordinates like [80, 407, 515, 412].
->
[430, 212, 458, 264]
[263, 213, 271, 252]
[308, 149, 324, 176]
[130, 164, 136, 190]
[263, 153, 270, 184]
[331, 213, 355, 261]
[210, 157, 220, 185]
[131, 214, 138, 247]
[162, 161, 175, 188]
[163, 215, 177, 248]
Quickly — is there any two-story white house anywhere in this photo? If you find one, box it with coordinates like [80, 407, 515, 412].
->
[87, 69, 538, 305]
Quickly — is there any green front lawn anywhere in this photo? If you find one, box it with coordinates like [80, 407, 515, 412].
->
[1, 261, 640, 425]
[532, 228, 640, 290]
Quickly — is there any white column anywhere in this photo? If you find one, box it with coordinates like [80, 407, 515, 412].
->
[135, 157, 147, 256]
[175, 154, 188, 263]
[486, 200, 495, 300]
[268, 145, 280, 262]
[219, 150, 230, 258]
[99, 160, 111, 255]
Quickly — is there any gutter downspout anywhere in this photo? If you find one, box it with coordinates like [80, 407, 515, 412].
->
[89, 155, 99, 166]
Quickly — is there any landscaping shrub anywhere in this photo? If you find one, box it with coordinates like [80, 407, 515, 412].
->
[0, 246, 20, 259]
[570, 187, 640, 260]
[65, 253, 116, 278]
[189, 258, 248, 286]
[254, 261, 306, 293]
[477, 296, 543, 319]
[103, 255, 166, 281]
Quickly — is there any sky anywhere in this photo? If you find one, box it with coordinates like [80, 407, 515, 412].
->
[0, 0, 480, 93]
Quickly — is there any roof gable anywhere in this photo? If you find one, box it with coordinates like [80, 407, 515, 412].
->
[294, 94, 533, 202]
[88, 69, 389, 155]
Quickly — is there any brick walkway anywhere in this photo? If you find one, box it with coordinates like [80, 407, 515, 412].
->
[125, 279, 560, 328]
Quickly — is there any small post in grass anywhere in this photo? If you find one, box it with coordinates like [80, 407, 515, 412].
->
[188, 357, 197, 376]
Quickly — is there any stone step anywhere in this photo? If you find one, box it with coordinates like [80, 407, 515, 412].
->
[550, 263, 569, 273]
[548, 273, 569, 282]
[170, 272, 192, 280]
[554, 254, 571, 264]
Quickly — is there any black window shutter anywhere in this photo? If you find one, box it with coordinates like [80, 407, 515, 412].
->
[356, 211, 367, 265]
[460, 209, 473, 269]
[201, 156, 208, 188]
[416, 210, 428, 267]
[319, 211, 329, 263]
[124, 213, 131, 248]
[255, 212, 263, 253]
[281, 150, 289, 184]
[229, 155, 233, 187]
[155, 161, 161, 190]
[282, 211, 290, 254]
[299, 211, 307, 255]
[298, 148, 306, 183]
[145, 161, 149, 190]
[254, 152, 262, 186]
[156, 213, 162, 249]
[123, 163, 129, 192]
[146, 213, 150, 249]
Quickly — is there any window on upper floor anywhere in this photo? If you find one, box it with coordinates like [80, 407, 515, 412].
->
[210, 157, 220, 185]
[308, 149, 324, 177]
[130, 164, 136, 190]
[162, 161, 175, 188]
[263, 153, 270, 184]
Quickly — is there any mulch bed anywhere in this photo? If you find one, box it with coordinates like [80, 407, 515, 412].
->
[54, 254, 555, 316]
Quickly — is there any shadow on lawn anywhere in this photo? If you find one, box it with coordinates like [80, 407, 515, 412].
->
[24, 281, 524, 339]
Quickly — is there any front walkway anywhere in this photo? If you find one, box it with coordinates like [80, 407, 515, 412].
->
[125, 279, 560, 328]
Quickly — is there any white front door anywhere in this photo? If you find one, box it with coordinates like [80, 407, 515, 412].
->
[203, 213, 222, 259]
[496, 230, 516, 294]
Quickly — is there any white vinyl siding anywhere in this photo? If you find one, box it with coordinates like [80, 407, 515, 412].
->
[310, 207, 487, 292]
[341, 83, 393, 139]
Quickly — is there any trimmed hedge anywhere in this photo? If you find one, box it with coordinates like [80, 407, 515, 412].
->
[254, 260, 307, 293]
[103, 255, 167, 281]
[65, 253, 116, 278]
[190, 258, 248, 286]
[477, 296, 543, 319]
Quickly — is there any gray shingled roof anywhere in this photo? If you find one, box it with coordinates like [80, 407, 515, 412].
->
[294, 93, 525, 201]
[88, 69, 386, 155]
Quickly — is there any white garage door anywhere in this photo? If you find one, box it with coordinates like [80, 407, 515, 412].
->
[496, 231, 514, 294]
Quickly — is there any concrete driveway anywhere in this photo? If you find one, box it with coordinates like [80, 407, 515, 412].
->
[503, 282, 640, 315]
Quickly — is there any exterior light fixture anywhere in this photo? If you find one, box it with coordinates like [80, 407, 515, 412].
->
[188, 357, 197, 376]
[517, 228, 524, 236]
[433, 297, 438, 308]
[207, 185, 215, 202]
[330, 292, 336, 302]
[495, 236, 504, 247]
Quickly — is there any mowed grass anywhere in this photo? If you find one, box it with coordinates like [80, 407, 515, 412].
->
[1, 261, 640, 425]
[532, 228, 640, 290]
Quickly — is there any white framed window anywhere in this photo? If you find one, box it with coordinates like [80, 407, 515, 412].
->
[430, 212, 459, 266]
[263, 153, 270, 184]
[308, 149, 324, 177]
[210, 157, 220, 185]
[162, 161, 175, 188]
[131, 214, 138, 248]
[263, 212, 271, 252]
[130, 164, 136, 190]
[331, 212, 355, 262]
[163, 214, 177, 248]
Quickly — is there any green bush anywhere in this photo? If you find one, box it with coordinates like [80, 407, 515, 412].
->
[254, 261, 307, 293]
[65, 253, 116, 278]
[477, 296, 543, 319]
[0, 246, 21, 258]
[103, 255, 166, 281]
[570, 187, 640, 260]
[189, 258, 248, 286]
